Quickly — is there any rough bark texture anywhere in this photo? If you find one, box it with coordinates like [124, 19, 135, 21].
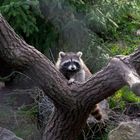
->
[0, 14, 140, 140]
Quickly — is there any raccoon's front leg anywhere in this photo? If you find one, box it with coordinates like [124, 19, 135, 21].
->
[68, 78, 75, 85]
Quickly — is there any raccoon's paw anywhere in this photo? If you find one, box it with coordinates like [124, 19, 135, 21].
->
[91, 105, 102, 121]
[68, 78, 75, 85]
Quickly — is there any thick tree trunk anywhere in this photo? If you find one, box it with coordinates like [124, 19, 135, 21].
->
[0, 14, 140, 140]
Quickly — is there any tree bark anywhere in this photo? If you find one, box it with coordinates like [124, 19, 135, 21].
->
[0, 14, 140, 140]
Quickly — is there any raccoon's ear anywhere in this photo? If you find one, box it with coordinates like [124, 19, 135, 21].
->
[77, 51, 83, 57]
[59, 51, 66, 58]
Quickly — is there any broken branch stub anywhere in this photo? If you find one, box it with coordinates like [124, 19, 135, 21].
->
[111, 56, 140, 96]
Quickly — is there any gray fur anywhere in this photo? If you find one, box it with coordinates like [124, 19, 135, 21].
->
[55, 52, 85, 83]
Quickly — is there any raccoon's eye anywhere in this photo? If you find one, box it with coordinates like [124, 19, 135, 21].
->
[74, 62, 80, 68]
[63, 62, 71, 67]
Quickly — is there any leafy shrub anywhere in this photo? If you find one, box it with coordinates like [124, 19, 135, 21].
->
[109, 86, 140, 110]
[0, 0, 59, 54]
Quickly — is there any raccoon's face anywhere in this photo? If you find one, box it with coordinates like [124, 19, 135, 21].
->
[58, 52, 83, 74]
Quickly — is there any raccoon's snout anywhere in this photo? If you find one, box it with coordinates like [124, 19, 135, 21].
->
[68, 65, 77, 71]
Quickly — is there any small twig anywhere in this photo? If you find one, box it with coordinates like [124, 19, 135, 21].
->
[49, 48, 55, 64]
[0, 71, 32, 82]
[0, 71, 16, 82]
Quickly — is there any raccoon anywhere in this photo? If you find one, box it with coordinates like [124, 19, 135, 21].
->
[55, 51, 102, 120]
[56, 51, 90, 84]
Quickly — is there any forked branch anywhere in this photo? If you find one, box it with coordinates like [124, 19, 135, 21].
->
[0, 14, 140, 140]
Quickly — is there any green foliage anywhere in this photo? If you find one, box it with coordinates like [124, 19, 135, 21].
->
[109, 91, 126, 110]
[1, 0, 140, 55]
[0, 0, 39, 36]
[69, 0, 140, 44]
[93, 132, 108, 140]
[17, 104, 38, 122]
[109, 86, 140, 110]
[68, 0, 87, 12]
[13, 124, 36, 139]
[66, 0, 140, 73]
[122, 87, 140, 102]
[86, 0, 140, 39]
[0, 0, 59, 53]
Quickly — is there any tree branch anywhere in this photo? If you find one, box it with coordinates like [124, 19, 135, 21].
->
[0, 13, 140, 140]
[71, 56, 140, 110]
[0, 14, 74, 109]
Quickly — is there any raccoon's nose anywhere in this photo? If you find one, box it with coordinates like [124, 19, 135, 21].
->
[71, 65, 76, 70]
[68, 65, 76, 71]
[71, 67, 75, 70]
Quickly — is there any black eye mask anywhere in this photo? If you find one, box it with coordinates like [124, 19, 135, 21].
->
[73, 62, 80, 70]
[60, 62, 81, 75]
